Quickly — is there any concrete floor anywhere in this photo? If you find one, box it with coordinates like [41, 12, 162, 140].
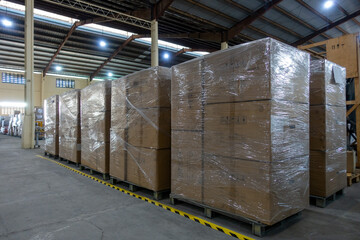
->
[0, 134, 359, 240]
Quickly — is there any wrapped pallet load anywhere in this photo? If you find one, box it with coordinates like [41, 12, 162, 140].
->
[171, 38, 310, 228]
[81, 81, 111, 179]
[44, 95, 59, 157]
[110, 67, 171, 199]
[59, 89, 81, 165]
[309, 59, 346, 203]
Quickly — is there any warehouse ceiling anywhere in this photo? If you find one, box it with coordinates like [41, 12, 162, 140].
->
[0, 0, 360, 79]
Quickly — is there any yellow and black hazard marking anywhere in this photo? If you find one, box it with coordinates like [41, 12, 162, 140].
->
[36, 155, 255, 240]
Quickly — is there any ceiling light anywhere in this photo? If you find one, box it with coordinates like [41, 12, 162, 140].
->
[55, 66, 62, 71]
[108, 72, 113, 77]
[324, 1, 334, 9]
[163, 53, 170, 60]
[99, 40, 107, 47]
[2, 19, 12, 27]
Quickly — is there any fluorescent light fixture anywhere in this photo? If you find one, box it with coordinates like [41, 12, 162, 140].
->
[163, 53, 170, 60]
[108, 72, 113, 77]
[0, 102, 27, 108]
[2, 19, 12, 27]
[46, 73, 88, 79]
[324, 0, 334, 9]
[55, 66, 62, 71]
[99, 40, 107, 47]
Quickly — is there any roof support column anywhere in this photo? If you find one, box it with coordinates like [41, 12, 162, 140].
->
[221, 42, 229, 50]
[22, 0, 35, 149]
[151, 19, 159, 67]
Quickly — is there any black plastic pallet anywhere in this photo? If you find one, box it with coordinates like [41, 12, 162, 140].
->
[59, 157, 80, 167]
[170, 195, 303, 237]
[79, 165, 109, 180]
[44, 151, 59, 159]
[109, 176, 169, 200]
[310, 188, 345, 208]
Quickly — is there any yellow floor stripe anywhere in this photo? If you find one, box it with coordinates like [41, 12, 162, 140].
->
[36, 154, 255, 240]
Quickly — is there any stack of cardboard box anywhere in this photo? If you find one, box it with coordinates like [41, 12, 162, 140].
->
[81, 81, 111, 174]
[110, 67, 171, 192]
[309, 59, 347, 197]
[171, 38, 310, 225]
[59, 89, 81, 164]
[44, 95, 59, 156]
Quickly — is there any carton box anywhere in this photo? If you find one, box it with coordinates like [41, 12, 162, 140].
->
[203, 155, 309, 226]
[310, 105, 346, 151]
[110, 67, 171, 191]
[310, 59, 346, 106]
[44, 95, 59, 156]
[204, 100, 309, 162]
[59, 90, 81, 163]
[347, 151, 356, 173]
[171, 130, 203, 203]
[81, 81, 111, 174]
[110, 129, 170, 191]
[310, 149, 347, 197]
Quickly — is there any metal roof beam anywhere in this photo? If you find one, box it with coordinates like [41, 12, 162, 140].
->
[42, 17, 108, 77]
[227, 0, 283, 40]
[295, 0, 348, 35]
[41, 0, 151, 29]
[154, 0, 174, 20]
[293, 9, 360, 46]
[90, 34, 144, 80]
[334, 2, 360, 27]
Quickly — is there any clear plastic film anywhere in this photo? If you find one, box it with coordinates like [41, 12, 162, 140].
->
[110, 67, 171, 192]
[310, 59, 347, 197]
[310, 59, 346, 106]
[59, 89, 81, 163]
[81, 81, 111, 173]
[44, 95, 59, 155]
[171, 38, 310, 226]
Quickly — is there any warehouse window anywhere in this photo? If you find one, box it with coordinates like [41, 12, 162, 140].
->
[1, 72, 25, 85]
[56, 79, 75, 88]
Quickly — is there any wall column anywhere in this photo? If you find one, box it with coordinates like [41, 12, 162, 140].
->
[151, 19, 159, 67]
[22, 0, 35, 149]
[221, 41, 229, 50]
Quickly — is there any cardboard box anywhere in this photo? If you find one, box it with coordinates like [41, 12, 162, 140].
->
[310, 59, 346, 106]
[171, 130, 203, 203]
[347, 151, 356, 173]
[171, 58, 203, 131]
[126, 67, 171, 108]
[59, 90, 81, 163]
[110, 67, 171, 190]
[44, 95, 59, 156]
[204, 100, 309, 162]
[310, 105, 346, 151]
[110, 128, 170, 191]
[203, 155, 309, 226]
[127, 108, 171, 149]
[310, 149, 347, 197]
[81, 81, 111, 174]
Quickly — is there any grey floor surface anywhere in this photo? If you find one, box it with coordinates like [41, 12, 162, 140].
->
[0, 134, 359, 240]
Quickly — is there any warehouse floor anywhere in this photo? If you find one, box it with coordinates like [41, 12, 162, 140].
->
[0, 134, 359, 240]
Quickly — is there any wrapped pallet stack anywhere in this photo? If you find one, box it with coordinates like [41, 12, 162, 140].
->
[59, 89, 81, 164]
[81, 81, 111, 178]
[309, 59, 347, 199]
[44, 95, 59, 157]
[110, 67, 171, 195]
[171, 38, 310, 226]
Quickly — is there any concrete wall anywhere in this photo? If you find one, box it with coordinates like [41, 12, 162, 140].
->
[0, 69, 89, 107]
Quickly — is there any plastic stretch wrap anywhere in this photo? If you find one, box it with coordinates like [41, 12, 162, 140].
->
[81, 81, 111, 173]
[110, 67, 171, 192]
[59, 90, 81, 163]
[310, 59, 346, 197]
[44, 95, 59, 155]
[171, 38, 310, 226]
